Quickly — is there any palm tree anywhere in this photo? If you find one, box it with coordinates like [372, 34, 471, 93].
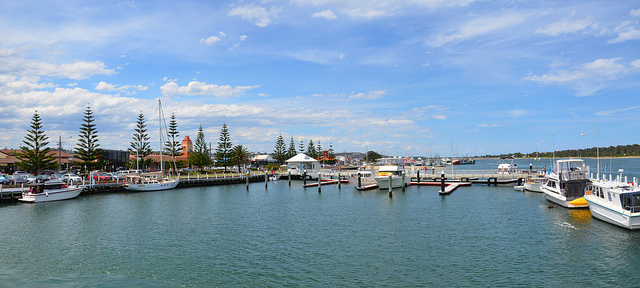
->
[231, 145, 249, 172]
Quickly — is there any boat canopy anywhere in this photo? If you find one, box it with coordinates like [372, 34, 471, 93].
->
[621, 192, 640, 213]
[556, 159, 589, 181]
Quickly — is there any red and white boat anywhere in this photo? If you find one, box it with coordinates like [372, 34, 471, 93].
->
[19, 180, 82, 203]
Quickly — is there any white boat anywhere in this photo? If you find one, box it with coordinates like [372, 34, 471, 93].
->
[19, 180, 82, 202]
[374, 165, 410, 189]
[524, 174, 546, 193]
[124, 99, 179, 192]
[541, 159, 591, 208]
[584, 170, 640, 229]
[269, 174, 280, 181]
[497, 158, 518, 174]
[348, 169, 378, 190]
[123, 174, 179, 192]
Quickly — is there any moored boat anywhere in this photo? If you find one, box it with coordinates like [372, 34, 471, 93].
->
[19, 179, 82, 202]
[584, 170, 640, 229]
[374, 165, 410, 189]
[541, 159, 591, 208]
[524, 174, 546, 193]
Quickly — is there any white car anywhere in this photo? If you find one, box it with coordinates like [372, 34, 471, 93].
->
[61, 173, 82, 182]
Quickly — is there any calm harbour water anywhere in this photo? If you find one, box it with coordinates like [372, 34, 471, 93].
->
[2, 158, 640, 287]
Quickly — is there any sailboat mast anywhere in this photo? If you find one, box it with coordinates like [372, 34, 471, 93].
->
[159, 99, 164, 178]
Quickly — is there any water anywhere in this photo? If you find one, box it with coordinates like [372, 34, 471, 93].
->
[2, 158, 640, 287]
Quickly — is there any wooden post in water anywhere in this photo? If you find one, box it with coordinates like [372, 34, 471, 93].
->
[288, 170, 291, 186]
[402, 172, 406, 192]
[246, 171, 249, 190]
[417, 170, 420, 184]
[338, 172, 341, 189]
[318, 172, 322, 193]
[388, 174, 393, 198]
[357, 173, 361, 189]
[265, 171, 268, 189]
[440, 171, 446, 192]
[303, 171, 307, 187]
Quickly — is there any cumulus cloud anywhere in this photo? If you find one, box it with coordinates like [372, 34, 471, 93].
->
[534, 15, 596, 36]
[312, 9, 337, 20]
[95, 81, 148, 94]
[200, 36, 221, 45]
[631, 9, 640, 17]
[292, 0, 479, 19]
[228, 3, 282, 27]
[508, 109, 528, 118]
[160, 81, 259, 97]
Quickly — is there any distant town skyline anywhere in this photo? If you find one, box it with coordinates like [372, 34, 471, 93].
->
[1, 1, 639, 157]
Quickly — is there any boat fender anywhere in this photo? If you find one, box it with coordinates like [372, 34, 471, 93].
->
[586, 190, 591, 195]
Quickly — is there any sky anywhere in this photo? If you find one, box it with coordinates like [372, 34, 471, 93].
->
[0, 0, 639, 157]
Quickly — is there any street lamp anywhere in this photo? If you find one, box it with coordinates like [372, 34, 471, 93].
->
[542, 134, 555, 169]
[581, 124, 599, 179]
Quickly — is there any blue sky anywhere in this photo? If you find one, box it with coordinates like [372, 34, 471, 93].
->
[1, 0, 639, 157]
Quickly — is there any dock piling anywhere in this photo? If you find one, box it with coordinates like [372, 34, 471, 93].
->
[288, 170, 291, 186]
[318, 172, 322, 193]
[402, 172, 406, 192]
[388, 174, 392, 198]
[440, 171, 446, 193]
[338, 172, 341, 189]
[265, 172, 268, 189]
[417, 170, 420, 184]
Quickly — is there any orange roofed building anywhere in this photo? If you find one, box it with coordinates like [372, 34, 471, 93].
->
[129, 136, 193, 164]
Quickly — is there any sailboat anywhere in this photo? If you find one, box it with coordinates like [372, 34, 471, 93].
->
[123, 100, 179, 192]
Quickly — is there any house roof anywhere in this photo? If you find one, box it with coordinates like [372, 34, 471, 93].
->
[252, 154, 274, 161]
[286, 153, 319, 163]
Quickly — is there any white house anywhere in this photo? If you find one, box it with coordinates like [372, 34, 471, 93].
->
[285, 153, 320, 171]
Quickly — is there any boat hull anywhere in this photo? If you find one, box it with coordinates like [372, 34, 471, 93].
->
[374, 176, 409, 189]
[524, 183, 543, 193]
[586, 199, 640, 229]
[123, 180, 179, 192]
[543, 192, 588, 209]
[19, 186, 82, 202]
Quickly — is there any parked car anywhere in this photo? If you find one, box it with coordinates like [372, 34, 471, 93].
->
[0, 175, 10, 185]
[36, 170, 55, 182]
[92, 172, 111, 181]
[5, 175, 27, 184]
[61, 173, 82, 182]
[23, 174, 37, 183]
[179, 168, 195, 173]
[108, 173, 123, 181]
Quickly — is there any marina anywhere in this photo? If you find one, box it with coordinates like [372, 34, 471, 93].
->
[1, 158, 640, 287]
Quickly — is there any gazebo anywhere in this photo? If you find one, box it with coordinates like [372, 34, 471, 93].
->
[285, 153, 320, 172]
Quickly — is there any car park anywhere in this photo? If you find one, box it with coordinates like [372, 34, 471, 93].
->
[0, 175, 10, 185]
[61, 173, 82, 182]
[5, 175, 27, 184]
[92, 172, 111, 181]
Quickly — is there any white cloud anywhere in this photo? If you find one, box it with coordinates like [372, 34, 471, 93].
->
[595, 105, 640, 116]
[427, 13, 527, 47]
[95, 81, 148, 94]
[160, 81, 259, 97]
[534, 15, 596, 36]
[478, 123, 500, 127]
[523, 58, 640, 95]
[349, 90, 387, 100]
[508, 109, 528, 118]
[631, 9, 640, 17]
[239, 35, 248, 41]
[163, 77, 178, 82]
[228, 3, 282, 27]
[432, 115, 447, 120]
[608, 21, 640, 44]
[200, 36, 221, 45]
[312, 9, 337, 20]
[292, 0, 479, 19]
[0, 56, 116, 80]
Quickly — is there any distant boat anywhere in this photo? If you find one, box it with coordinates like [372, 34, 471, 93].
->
[269, 174, 280, 181]
[124, 99, 179, 192]
[584, 170, 640, 229]
[19, 179, 82, 203]
[497, 158, 518, 174]
[541, 159, 590, 208]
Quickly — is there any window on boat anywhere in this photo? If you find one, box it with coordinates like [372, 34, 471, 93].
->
[608, 192, 612, 202]
[622, 194, 640, 213]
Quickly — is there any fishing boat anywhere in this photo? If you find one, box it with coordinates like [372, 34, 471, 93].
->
[584, 170, 640, 229]
[524, 174, 546, 193]
[541, 159, 591, 208]
[19, 179, 82, 202]
[497, 158, 518, 174]
[124, 100, 179, 192]
[374, 165, 410, 189]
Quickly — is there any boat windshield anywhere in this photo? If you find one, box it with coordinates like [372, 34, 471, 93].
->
[621, 193, 640, 213]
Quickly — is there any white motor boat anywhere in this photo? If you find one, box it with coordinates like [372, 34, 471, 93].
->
[497, 158, 518, 174]
[584, 170, 640, 229]
[541, 159, 591, 208]
[374, 165, 410, 189]
[348, 169, 378, 190]
[19, 180, 82, 202]
[524, 174, 546, 193]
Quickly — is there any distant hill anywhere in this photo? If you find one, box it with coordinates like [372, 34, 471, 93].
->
[484, 144, 640, 159]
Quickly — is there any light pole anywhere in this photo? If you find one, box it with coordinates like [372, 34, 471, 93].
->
[581, 124, 599, 179]
[542, 134, 555, 169]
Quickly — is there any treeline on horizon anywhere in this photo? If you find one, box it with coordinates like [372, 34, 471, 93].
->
[484, 144, 640, 159]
